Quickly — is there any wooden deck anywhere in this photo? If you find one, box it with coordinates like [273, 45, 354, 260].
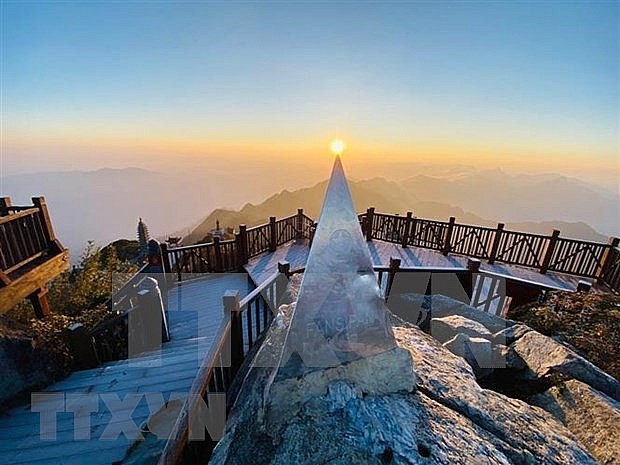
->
[246, 239, 602, 292]
[0, 237, 604, 465]
[0, 273, 250, 465]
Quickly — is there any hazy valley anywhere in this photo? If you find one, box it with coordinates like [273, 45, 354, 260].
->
[2, 162, 617, 259]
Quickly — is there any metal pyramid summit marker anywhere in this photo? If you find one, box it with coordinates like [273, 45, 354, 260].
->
[274, 155, 397, 377]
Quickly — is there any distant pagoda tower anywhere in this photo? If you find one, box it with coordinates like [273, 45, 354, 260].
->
[137, 217, 150, 261]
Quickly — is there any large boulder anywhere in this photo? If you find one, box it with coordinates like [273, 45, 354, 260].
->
[209, 305, 597, 464]
[511, 330, 620, 401]
[392, 324, 594, 464]
[395, 293, 515, 334]
[0, 332, 59, 410]
[531, 379, 620, 465]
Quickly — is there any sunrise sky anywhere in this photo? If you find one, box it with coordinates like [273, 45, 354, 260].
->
[1, 2, 618, 184]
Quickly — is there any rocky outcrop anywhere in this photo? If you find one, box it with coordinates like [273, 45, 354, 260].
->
[442, 333, 495, 379]
[430, 314, 493, 343]
[395, 293, 516, 334]
[511, 330, 620, 401]
[531, 379, 620, 465]
[209, 302, 597, 465]
[0, 332, 58, 410]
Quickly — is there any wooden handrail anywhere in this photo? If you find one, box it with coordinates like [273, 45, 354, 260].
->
[0, 207, 40, 226]
[157, 208, 619, 293]
[158, 316, 232, 465]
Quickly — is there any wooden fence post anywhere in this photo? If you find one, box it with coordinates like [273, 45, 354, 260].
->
[540, 229, 560, 274]
[28, 288, 51, 319]
[32, 197, 59, 250]
[465, 258, 481, 300]
[577, 280, 592, 293]
[365, 207, 375, 242]
[236, 224, 248, 268]
[386, 257, 401, 299]
[442, 217, 456, 255]
[223, 290, 243, 376]
[276, 261, 291, 307]
[401, 211, 413, 248]
[309, 222, 317, 247]
[160, 243, 172, 274]
[488, 223, 504, 265]
[277, 260, 291, 277]
[296, 209, 304, 240]
[213, 236, 223, 272]
[597, 236, 620, 284]
[0, 197, 12, 216]
[269, 216, 277, 252]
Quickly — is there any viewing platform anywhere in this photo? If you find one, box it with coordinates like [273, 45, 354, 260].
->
[0, 273, 254, 465]
[0, 202, 618, 465]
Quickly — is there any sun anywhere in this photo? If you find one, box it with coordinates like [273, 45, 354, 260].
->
[330, 139, 345, 156]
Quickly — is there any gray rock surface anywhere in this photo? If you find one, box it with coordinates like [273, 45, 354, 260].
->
[430, 314, 493, 343]
[531, 379, 620, 465]
[397, 293, 516, 334]
[492, 323, 531, 346]
[209, 305, 597, 465]
[0, 334, 55, 409]
[442, 333, 495, 379]
[512, 330, 620, 401]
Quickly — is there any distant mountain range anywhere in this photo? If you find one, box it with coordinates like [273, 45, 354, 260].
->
[184, 175, 613, 245]
[2, 166, 616, 259]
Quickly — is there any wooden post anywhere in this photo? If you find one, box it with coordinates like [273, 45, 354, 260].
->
[467, 258, 481, 273]
[442, 217, 456, 255]
[66, 323, 98, 369]
[160, 243, 172, 274]
[213, 236, 223, 272]
[147, 239, 168, 310]
[597, 236, 620, 283]
[236, 224, 248, 268]
[296, 209, 304, 240]
[269, 216, 277, 252]
[488, 223, 504, 265]
[577, 280, 592, 293]
[223, 290, 243, 377]
[31, 197, 57, 246]
[309, 222, 317, 247]
[365, 207, 375, 242]
[464, 258, 482, 300]
[401, 211, 413, 248]
[0, 197, 12, 216]
[276, 261, 291, 307]
[159, 243, 170, 273]
[28, 287, 51, 318]
[540, 229, 560, 274]
[386, 257, 401, 299]
[277, 260, 291, 277]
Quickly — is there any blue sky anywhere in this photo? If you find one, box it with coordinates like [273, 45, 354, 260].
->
[1, 1, 618, 179]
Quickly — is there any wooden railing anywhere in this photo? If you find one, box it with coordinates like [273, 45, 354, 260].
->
[359, 208, 620, 293]
[106, 262, 150, 312]
[0, 197, 61, 277]
[157, 206, 619, 291]
[162, 210, 314, 282]
[158, 268, 287, 465]
[492, 229, 548, 268]
[0, 196, 69, 317]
